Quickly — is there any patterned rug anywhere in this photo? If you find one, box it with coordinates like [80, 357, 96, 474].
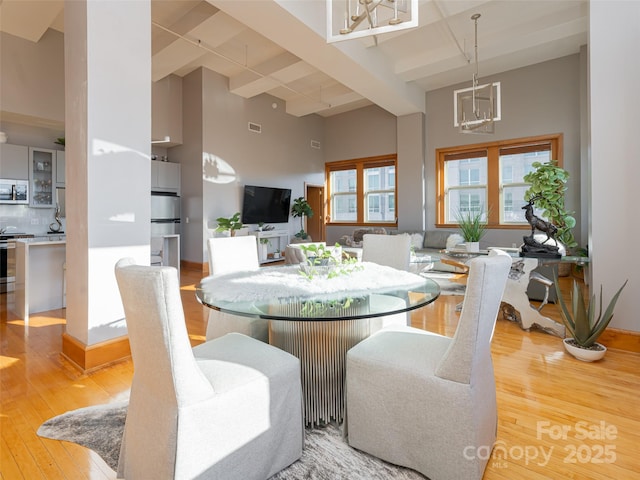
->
[38, 402, 427, 479]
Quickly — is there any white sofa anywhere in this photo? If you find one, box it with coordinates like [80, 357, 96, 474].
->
[337, 228, 465, 272]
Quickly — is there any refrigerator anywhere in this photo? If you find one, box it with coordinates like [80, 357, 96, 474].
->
[151, 193, 181, 236]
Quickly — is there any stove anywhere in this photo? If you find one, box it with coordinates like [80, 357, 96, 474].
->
[1, 233, 35, 293]
[0, 233, 34, 241]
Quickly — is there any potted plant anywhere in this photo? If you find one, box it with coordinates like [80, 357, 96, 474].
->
[554, 275, 627, 362]
[523, 160, 577, 251]
[456, 208, 487, 252]
[214, 212, 244, 236]
[291, 197, 313, 241]
[258, 237, 270, 260]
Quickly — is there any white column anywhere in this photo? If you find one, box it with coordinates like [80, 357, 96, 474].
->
[64, 0, 151, 346]
[589, 1, 640, 331]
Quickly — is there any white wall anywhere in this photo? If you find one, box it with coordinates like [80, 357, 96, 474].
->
[589, 1, 639, 332]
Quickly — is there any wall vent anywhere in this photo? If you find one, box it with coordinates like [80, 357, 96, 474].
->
[310, 140, 321, 149]
[248, 122, 262, 133]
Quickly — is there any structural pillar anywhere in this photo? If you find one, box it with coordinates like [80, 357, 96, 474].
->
[62, 0, 151, 370]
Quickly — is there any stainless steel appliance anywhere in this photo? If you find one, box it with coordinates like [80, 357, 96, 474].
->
[0, 179, 29, 204]
[1, 233, 35, 293]
[151, 192, 181, 236]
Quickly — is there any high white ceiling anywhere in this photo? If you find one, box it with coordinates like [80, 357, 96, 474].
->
[0, 0, 588, 118]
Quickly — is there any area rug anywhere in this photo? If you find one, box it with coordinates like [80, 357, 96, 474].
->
[421, 272, 466, 296]
[38, 402, 427, 479]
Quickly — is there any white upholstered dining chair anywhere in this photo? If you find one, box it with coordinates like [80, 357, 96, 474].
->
[114, 258, 303, 480]
[205, 236, 269, 342]
[361, 233, 413, 331]
[361, 233, 412, 270]
[345, 249, 512, 480]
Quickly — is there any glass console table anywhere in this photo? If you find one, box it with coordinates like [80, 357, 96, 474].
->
[441, 249, 589, 337]
[196, 263, 440, 426]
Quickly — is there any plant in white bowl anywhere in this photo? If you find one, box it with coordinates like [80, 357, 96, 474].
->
[554, 275, 627, 362]
[456, 208, 487, 252]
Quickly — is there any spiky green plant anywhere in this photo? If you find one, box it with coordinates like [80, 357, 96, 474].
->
[456, 208, 487, 242]
[554, 276, 627, 348]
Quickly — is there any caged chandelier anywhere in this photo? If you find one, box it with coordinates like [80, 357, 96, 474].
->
[454, 14, 501, 134]
[327, 0, 418, 43]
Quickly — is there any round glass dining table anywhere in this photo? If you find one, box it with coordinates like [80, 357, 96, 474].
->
[196, 262, 440, 426]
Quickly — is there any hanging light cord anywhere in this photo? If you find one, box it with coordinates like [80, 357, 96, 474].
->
[471, 13, 481, 119]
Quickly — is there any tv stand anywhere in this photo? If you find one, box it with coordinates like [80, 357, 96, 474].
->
[252, 230, 289, 264]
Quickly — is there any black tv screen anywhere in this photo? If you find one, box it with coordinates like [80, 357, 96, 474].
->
[241, 185, 292, 224]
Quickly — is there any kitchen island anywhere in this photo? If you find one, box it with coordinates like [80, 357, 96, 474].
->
[14, 236, 66, 324]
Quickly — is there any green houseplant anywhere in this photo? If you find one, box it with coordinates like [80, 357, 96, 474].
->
[215, 212, 244, 236]
[456, 208, 487, 252]
[554, 275, 627, 361]
[523, 160, 577, 250]
[291, 197, 313, 240]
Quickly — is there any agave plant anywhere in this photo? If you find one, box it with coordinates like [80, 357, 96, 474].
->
[554, 276, 627, 348]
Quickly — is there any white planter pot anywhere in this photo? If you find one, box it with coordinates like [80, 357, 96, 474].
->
[563, 338, 607, 362]
[465, 242, 480, 253]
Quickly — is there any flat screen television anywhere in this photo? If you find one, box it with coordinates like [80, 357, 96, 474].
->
[241, 185, 292, 224]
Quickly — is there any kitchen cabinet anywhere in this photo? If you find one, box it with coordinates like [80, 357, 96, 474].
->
[28, 147, 56, 208]
[0, 144, 29, 180]
[56, 151, 65, 186]
[151, 160, 180, 194]
[152, 74, 183, 146]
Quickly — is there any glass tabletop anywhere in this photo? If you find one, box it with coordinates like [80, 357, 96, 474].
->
[196, 263, 440, 321]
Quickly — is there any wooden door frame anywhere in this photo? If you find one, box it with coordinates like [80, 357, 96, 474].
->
[305, 183, 325, 242]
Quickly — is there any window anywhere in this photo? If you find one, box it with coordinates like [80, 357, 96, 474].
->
[326, 154, 397, 226]
[436, 134, 562, 228]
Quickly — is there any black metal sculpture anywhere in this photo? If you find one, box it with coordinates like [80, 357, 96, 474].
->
[520, 197, 561, 258]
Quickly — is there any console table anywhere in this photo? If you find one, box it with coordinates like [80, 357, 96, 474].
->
[441, 249, 588, 337]
[196, 263, 440, 426]
[251, 229, 288, 264]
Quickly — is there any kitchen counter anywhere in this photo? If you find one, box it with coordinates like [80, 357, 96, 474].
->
[14, 238, 66, 323]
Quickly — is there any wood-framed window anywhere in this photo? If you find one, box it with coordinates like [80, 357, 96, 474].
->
[326, 154, 397, 226]
[436, 134, 563, 228]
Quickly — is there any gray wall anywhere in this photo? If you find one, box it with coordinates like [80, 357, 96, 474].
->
[0, 30, 65, 125]
[174, 67, 325, 264]
[324, 105, 399, 243]
[425, 54, 583, 249]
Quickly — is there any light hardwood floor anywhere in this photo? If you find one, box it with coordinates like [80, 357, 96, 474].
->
[1, 266, 639, 479]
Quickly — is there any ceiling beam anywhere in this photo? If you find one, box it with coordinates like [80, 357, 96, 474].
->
[208, 0, 426, 116]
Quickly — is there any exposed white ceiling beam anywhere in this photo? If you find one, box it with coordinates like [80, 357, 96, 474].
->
[230, 52, 305, 98]
[0, 0, 63, 43]
[208, 0, 426, 116]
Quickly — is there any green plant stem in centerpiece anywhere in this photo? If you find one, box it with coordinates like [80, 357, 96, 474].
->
[298, 243, 362, 280]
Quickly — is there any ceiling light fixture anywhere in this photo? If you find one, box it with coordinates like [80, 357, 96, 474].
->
[327, 0, 418, 44]
[453, 14, 501, 134]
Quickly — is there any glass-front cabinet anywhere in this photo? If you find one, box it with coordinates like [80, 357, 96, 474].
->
[28, 147, 56, 208]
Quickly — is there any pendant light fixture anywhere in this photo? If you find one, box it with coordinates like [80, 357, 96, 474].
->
[454, 13, 501, 134]
[327, 0, 418, 44]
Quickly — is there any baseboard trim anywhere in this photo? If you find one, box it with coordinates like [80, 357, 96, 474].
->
[598, 328, 640, 354]
[61, 333, 131, 373]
